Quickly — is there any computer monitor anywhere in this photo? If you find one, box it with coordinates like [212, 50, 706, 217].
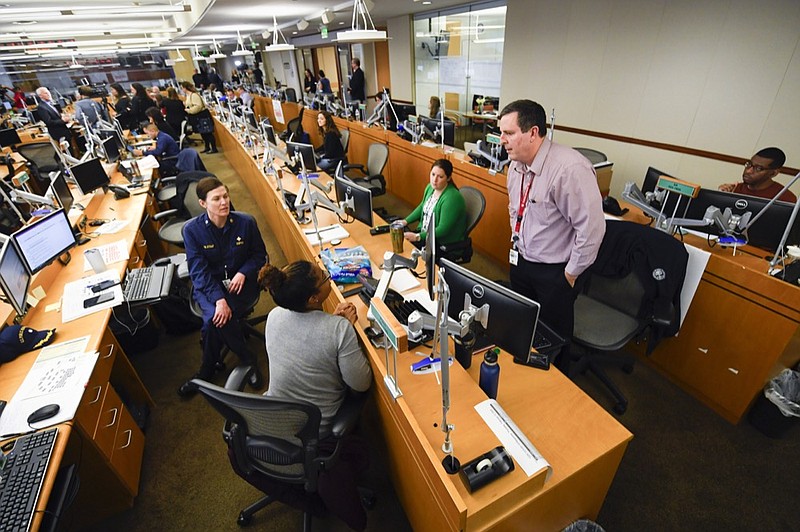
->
[97, 127, 126, 151]
[263, 123, 277, 147]
[70, 157, 110, 195]
[0, 127, 21, 148]
[421, 116, 455, 147]
[286, 141, 317, 173]
[684, 189, 800, 251]
[334, 175, 373, 227]
[0, 239, 31, 319]
[395, 103, 417, 124]
[11, 208, 76, 274]
[440, 258, 541, 361]
[98, 136, 120, 163]
[49, 172, 74, 213]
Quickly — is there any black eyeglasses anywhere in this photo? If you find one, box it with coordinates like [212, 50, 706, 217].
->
[316, 273, 331, 289]
[744, 160, 772, 172]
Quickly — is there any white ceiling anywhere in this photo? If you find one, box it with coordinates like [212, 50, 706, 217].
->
[0, 0, 476, 69]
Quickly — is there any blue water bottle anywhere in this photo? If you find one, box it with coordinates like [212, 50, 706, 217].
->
[479, 348, 500, 399]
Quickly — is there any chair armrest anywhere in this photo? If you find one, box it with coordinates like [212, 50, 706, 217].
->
[152, 208, 178, 221]
[342, 163, 365, 172]
[330, 390, 368, 439]
[159, 176, 177, 187]
[224, 365, 253, 392]
[438, 239, 470, 255]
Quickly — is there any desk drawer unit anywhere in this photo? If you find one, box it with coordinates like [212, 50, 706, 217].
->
[74, 340, 116, 437]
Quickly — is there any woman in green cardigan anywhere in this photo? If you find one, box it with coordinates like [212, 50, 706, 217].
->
[402, 159, 467, 245]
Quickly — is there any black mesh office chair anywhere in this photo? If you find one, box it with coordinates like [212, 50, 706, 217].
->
[437, 186, 485, 264]
[15, 141, 62, 194]
[571, 220, 688, 414]
[153, 179, 206, 247]
[192, 368, 371, 530]
[342, 142, 389, 197]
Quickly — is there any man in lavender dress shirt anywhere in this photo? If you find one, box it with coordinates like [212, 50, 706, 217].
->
[498, 99, 605, 348]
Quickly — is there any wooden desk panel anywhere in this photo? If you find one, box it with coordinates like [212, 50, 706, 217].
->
[216, 120, 632, 531]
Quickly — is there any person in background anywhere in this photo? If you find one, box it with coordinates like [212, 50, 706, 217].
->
[231, 69, 240, 85]
[73, 85, 109, 127]
[317, 70, 332, 94]
[192, 68, 207, 90]
[109, 83, 134, 130]
[180, 177, 268, 397]
[429, 96, 442, 119]
[145, 106, 178, 141]
[499, 99, 605, 354]
[253, 66, 264, 87]
[236, 86, 252, 108]
[303, 69, 316, 94]
[315, 111, 345, 172]
[132, 122, 179, 160]
[719, 147, 796, 203]
[161, 87, 187, 136]
[34, 86, 72, 144]
[180, 81, 217, 154]
[258, 259, 371, 531]
[348, 57, 365, 103]
[207, 68, 224, 91]
[401, 158, 467, 245]
[129, 83, 152, 131]
[13, 86, 25, 109]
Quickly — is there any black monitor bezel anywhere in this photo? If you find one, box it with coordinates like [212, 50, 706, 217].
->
[0, 239, 31, 319]
[99, 135, 121, 163]
[0, 127, 21, 148]
[11, 208, 77, 274]
[70, 157, 110, 196]
[440, 257, 541, 361]
[334, 174, 373, 228]
[286, 141, 317, 173]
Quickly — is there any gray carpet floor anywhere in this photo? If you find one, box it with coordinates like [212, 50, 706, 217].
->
[84, 145, 800, 531]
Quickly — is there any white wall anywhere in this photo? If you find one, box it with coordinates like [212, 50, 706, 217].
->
[501, 0, 800, 197]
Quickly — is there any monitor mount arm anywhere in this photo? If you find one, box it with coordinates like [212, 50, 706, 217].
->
[476, 139, 510, 174]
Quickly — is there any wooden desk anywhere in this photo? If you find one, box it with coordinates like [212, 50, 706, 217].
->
[0, 173, 156, 530]
[216, 119, 632, 531]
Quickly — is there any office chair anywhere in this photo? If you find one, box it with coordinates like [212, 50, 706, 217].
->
[159, 147, 206, 178]
[574, 147, 607, 166]
[155, 169, 214, 210]
[437, 186, 486, 264]
[571, 220, 688, 414]
[342, 142, 389, 197]
[153, 180, 205, 247]
[339, 128, 350, 154]
[192, 367, 372, 530]
[178, 119, 191, 149]
[14, 141, 62, 194]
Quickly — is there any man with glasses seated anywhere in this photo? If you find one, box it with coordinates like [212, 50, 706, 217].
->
[719, 147, 796, 202]
[178, 177, 269, 397]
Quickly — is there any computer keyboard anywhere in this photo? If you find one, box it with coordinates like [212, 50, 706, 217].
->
[125, 267, 152, 301]
[123, 263, 174, 304]
[0, 427, 58, 532]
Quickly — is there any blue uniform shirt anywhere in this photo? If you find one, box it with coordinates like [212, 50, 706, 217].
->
[143, 131, 180, 158]
[183, 211, 268, 308]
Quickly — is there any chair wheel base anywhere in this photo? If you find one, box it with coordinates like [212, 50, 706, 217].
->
[622, 364, 634, 374]
[237, 512, 251, 526]
[613, 402, 628, 415]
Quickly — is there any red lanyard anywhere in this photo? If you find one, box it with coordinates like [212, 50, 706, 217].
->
[514, 169, 534, 235]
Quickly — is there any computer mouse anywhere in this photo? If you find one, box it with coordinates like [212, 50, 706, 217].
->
[27, 403, 60, 425]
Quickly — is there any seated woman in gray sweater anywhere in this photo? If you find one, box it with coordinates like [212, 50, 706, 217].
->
[258, 260, 372, 531]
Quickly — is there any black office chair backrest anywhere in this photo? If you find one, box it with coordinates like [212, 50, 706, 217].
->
[340, 128, 350, 153]
[460, 186, 485, 237]
[193, 379, 322, 484]
[16, 142, 60, 173]
[582, 270, 647, 318]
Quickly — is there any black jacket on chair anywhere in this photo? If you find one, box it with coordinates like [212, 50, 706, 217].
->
[589, 220, 689, 353]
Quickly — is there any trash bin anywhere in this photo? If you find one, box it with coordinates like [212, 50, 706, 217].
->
[747, 368, 800, 438]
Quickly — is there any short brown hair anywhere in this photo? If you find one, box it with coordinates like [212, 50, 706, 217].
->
[196, 176, 225, 200]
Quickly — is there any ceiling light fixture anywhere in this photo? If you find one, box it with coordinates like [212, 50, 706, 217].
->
[321, 9, 335, 25]
[338, 0, 387, 43]
[231, 30, 253, 56]
[174, 47, 187, 62]
[209, 38, 226, 59]
[264, 15, 295, 52]
[296, 19, 309, 31]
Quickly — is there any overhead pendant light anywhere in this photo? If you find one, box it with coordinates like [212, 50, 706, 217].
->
[264, 15, 295, 52]
[192, 43, 205, 61]
[296, 19, 309, 31]
[209, 38, 226, 59]
[231, 30, 253, 56]
[338, 0, 387, 43]
[69, 54, 84, 68]
[174, 47, 187, 62]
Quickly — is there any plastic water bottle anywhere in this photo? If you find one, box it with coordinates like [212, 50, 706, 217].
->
[479, 348, 500, 399]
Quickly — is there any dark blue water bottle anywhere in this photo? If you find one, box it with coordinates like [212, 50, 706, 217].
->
[479, 348, 500, 399]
